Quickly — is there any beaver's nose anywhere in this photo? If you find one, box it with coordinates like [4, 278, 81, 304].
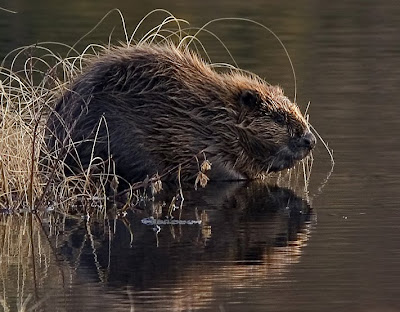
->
[300, 131, 316, 150]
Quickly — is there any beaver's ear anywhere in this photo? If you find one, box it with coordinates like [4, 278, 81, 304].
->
[239, 90, 261, 109]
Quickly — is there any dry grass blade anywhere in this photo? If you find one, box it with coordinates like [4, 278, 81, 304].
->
[0, 6, 17, 14]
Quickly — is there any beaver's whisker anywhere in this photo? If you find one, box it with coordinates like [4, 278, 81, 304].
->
[309, 123, 334, 166]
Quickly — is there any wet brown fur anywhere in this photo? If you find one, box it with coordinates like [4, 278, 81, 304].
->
[46, 43, 315, 182]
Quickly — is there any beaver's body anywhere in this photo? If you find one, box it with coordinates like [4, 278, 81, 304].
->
[46, 44, 315, 182]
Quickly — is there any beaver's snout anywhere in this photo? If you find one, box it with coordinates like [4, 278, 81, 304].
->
[268, 131, 316, 172]
[289, 131, 316, 156]
[298, 131, 316, 151]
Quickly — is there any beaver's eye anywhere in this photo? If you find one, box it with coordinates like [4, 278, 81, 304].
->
[239, 90, 261, 109]
[272, 113, 285, 125]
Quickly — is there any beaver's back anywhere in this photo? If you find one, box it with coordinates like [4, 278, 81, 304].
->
[46, 45, 226, 182]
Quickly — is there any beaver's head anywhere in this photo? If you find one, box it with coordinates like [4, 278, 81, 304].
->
[212, 72, 316, 179]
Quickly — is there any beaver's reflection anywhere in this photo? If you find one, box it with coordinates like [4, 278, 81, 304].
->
[58, 182, 313, 290]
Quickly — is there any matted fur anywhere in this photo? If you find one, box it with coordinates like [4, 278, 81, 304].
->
[46, 43, 315, 182]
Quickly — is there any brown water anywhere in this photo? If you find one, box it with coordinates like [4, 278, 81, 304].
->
[1, 1, 400, 311]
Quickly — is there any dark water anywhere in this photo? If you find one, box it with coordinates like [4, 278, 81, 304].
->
[1, 0, 400, 311]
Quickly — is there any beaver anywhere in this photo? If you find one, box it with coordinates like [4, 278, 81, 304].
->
[46, 43, 316, 183]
